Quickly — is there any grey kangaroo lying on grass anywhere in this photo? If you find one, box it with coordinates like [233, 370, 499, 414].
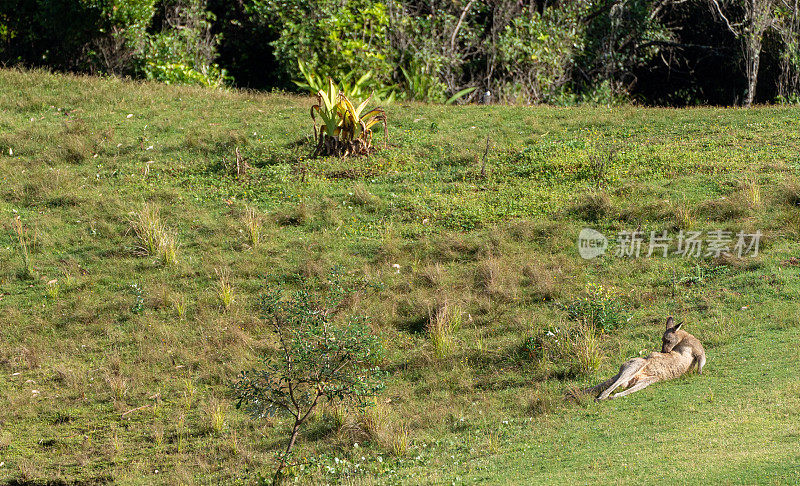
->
[587, 317, 706, 401]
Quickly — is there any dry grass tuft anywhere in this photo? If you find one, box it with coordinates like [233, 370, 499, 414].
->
[348, 184, 383, 211]
[570, 190, 611, 222]
[567, 322, 602, 375]
[275, 202, 310, 226]
[701, 195, 748, 221]
[474, 258, 517, 300]
[416, 263, 444, 288]
[104, 372, 128, 402]
[243, 205, 261, 248]
[390, 423, 410, 456]
[525, 384, 561, 416]
[522, 262, 558, 302]
[671, 200, 696, 229]
[215, 268, 235, 310]
[11, 215, 34, 278]
[59, 135, 93, 164]
[427, 301, 464, 358]
[777, 178, 800, 207]
[206, 399, 227, 435]
[130, 203, 179, 265]
[740, 177, 762, 209]
[359, 403, 392, 444]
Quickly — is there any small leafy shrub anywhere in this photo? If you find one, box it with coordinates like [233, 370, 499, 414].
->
[399, 61, 448, 103]
[519, 333, 542, 360]
[257, 0, 395, 94]
[233, 278, 385, 483]
[136, 0, 226, 87]
[495, 10, 580, 103]
[311, 78, 387, 157]
[560, 283, 627, 332]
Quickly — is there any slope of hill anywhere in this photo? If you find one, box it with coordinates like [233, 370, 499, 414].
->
[1, 69, 799, 484]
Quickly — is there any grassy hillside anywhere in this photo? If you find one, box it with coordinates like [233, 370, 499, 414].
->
[1, 68, 800, 484]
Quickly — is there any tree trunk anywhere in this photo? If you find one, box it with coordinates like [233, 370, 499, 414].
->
[274, 420, 301, 485]
[746, 40, 761, 106]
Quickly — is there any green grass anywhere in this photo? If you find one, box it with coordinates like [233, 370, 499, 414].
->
[1, 68, 800, 484]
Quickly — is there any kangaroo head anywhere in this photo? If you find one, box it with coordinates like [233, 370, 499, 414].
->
[661, 316, 684, 353]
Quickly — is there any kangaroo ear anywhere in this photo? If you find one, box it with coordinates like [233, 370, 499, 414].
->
[674, 321, 683, 331]
[666, 316, 675, 329]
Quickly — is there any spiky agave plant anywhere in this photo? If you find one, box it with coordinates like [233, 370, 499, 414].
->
[311, 78, 387, 157]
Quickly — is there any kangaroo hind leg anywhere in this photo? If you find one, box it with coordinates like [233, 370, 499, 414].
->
[609, 377, 657, 399]
[597, 358, 648, 401]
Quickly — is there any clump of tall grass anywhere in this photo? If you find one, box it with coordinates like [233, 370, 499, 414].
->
[11, 216, 34, 278]
[206, 400, 226, 435]
[172, 294, 187, 320]
[567, 321, 602, 375]
[741, 177, 762, 209]
[428, 301, 463, 358]
[243, 206, 261, 248]
[130, 203, 179, 265]
[778, 178, 800, 207]
[215, 268, 235, 310]
[672, 201, 695, 229]
[45, 279, 60, 300]
[485, 429, 502, 454]
[158, 231, 178, 266]
[359, 402, 392, 446]
[348, 184, 382, 211]
[390, 423, 410, 456]
[525, 384, 561, 416]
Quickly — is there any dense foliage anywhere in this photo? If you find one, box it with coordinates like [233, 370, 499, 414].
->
[2, 0, 799, 105]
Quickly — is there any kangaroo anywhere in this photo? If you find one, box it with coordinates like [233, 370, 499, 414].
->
[587, 317, 706, 401]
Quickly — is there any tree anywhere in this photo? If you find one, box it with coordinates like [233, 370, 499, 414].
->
[774, 0, 800, 100]
[710, 0, 777, 105]
[233, 278, 385, 484]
